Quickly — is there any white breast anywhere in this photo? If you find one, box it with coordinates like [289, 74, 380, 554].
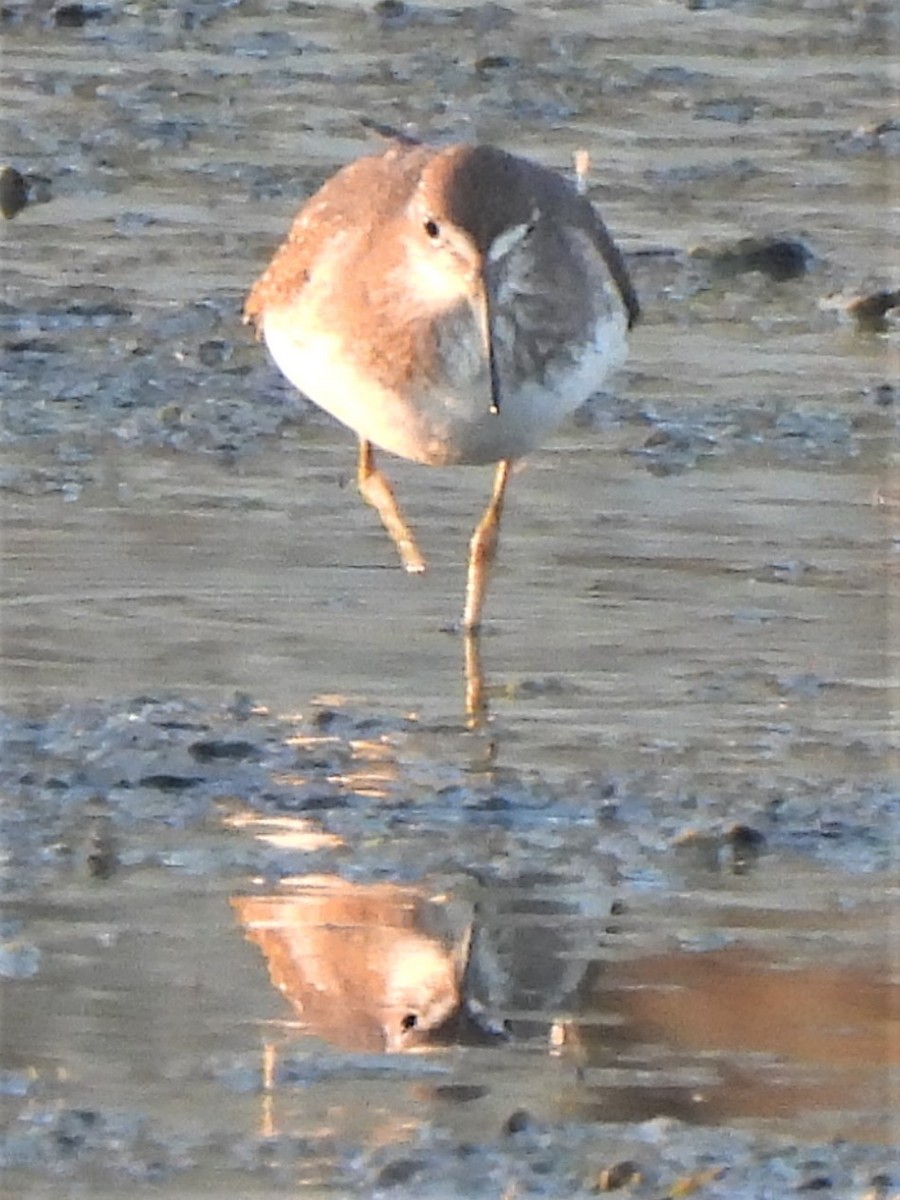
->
[263, 302, 628, 467]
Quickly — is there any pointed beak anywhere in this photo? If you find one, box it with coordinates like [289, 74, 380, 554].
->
[486, 294, 502, 416]
[476, 265, 502, 416]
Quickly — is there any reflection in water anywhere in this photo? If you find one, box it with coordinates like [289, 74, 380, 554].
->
[232, 875, 495, 1054]
[555, 945, 899, 1134]
[464, 628, 487, 727]
[232, 867, 898, 1139]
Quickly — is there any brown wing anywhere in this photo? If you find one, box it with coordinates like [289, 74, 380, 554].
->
[243, 142, 434, 333]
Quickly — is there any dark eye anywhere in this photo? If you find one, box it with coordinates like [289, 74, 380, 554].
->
[401, 1012, 418, 1031]
[424, 219, 440, 240]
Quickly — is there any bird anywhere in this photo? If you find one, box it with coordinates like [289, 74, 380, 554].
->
[244, 136, 639, 640]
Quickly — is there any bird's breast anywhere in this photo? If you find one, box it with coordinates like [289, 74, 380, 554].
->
[261, 264, 628, 467]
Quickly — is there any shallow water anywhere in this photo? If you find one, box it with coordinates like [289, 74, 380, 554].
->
[2, 0, 899, 1195]
[1, 433, 896, 778]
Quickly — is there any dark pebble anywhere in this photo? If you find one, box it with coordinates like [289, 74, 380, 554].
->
[0, 165, 28, 219]
[475, 54, 516, 71]
[375, 1158, 425, 1188]
[294, 791, 347, 811]
[432, 1083, 488, 1103]
[726, 822, 765, 871]
[596, 1159, 641, 1190]
[53, 3, 103, 27]
[138, 773, 203, 792]
[56, 1131, 85, 1153]
[60, 1108, 101, 1130]
[690, 235, 815, 281]
[478, 794, 511, 811]
[197, 339, 233, 367]
[869, 383, 897, 406]
[373, 0, 406, 14]
[868, 1174, 894, 1196]
[189, 739, 260, 763]
[503, 1108, 534, 1135]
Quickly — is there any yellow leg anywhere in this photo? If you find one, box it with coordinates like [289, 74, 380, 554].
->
[462, 459, 512, 632]
[261, 1040, 276, 1140]
[463, 628, 487, 727]
[356, 439, 426, 574]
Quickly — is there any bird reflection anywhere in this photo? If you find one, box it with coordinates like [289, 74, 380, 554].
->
[553, 944, 900, 1129]
[464, 628, 487, 726]
[232, 876, 497, 1053]
[232, 864, 897, 1137]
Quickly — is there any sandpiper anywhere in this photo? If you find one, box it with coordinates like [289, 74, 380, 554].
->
[244, 136, 639, 633]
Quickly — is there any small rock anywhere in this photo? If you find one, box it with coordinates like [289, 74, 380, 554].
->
[725, 822, 765, 871]
[503, 1108, 535, 1135]
[595, 1159, 641, 1191]
[0, 165, 28, 219]
[189, 739, 261, 763]
[52, 3, 104, 27]
[375, 1158, 425, 1188]
[138, 773, 203, 792]
[372, 0, 407, 18]
[475, 54, 517, 72]
[868, 383, 897, 406]
[690, 235, 815, 281]
[864, 1173, 895, 1199]
[431, 1083, 488, 1103]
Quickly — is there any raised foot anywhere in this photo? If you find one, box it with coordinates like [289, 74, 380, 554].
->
[357, 439, 427, 574]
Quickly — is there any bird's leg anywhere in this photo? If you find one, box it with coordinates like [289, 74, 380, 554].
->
[356, 439, 426, 574]
[463, 627, 487, 727]
[462, 458, 512, 632]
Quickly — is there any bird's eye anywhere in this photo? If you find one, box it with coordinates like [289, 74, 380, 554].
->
[424, 218, 441, 240]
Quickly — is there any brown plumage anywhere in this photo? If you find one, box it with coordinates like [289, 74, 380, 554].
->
[244, 138, 639, 695]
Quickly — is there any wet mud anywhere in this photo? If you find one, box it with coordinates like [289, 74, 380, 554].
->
[2, 0, 899, 1196]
